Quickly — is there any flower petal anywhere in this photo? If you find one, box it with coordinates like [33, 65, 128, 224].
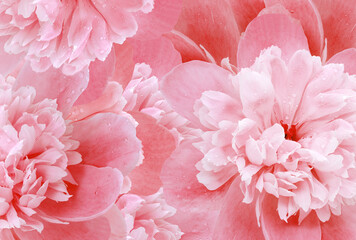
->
[212, 178, 265, 239]
[161, 61, 233, 129]
[261, 194, 321, 240]
[237, 13, 308, 68]
[71, 113, 141, 176]
[327, 48, 356, 75]
[14, 63, 89, 115]
[129, 112, 176, 196]
[40, 165, 123, 222]
[14, 217, 111, 240]
[174, 0, 240, 65]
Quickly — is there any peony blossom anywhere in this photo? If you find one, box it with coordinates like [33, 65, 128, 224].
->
[161, 9, 356, 240]
[0, 62, 142, 239]
[0, 0, 181, 75]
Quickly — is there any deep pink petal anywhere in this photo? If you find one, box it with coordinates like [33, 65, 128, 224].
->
[130, 36, 182, 79]
[228, 0, 265, 32]
[14, 62, 89, 115]
[213, 178, 265, 239]
[327, 48, 356, 75]
[74, 48, 115, 105]
[161, 61, 233, 129]
[134, 0, 182, 40]
[40, 165, 123, 222]
[237, 13, 309, 68]
[261, 195, 321, 240]
[313, 0, 356, 59]
[174, 0, 240, 65]
[129, 112, 176, 196]
[14, 217, 111, 240]
[161, 140, 228, 238]
[264, 0, 324, 56]
[321, 204, 356, 240]
[164, 30, 208, 63]
[71, 113, 141, 176]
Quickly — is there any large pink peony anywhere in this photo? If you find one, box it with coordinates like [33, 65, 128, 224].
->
[0, 0, 181, 75]
[161, 10, 356, 240]
[0, 62, 142, 239]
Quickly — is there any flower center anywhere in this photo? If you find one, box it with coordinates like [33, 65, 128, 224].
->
[280, 121, 297, 141]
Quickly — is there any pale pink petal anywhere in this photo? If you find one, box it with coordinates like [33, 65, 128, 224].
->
[0, 36, 24, 77]
[14, 217, 111, 240]
[261, 195, 321, 240]
[228, 0, 265, 32]
[71, 113, 141, 176]
[129, 112, 176, 196]
[327, 48, 356, 75]
[14, 62, 89, 115]
[134, 0, 182, 39]
[174, 0, 240, 65]
[264, 0, 324, 56]
[161, 140, 227, 238]
[212, 178, 265, 239]
[74, 49, 115, 105]
[161, 61, 233, 129]
[130, 36, 182, 79]
[237, 13, 309, 68]
[313, 0, 356, 59]
[321, 204, 356, 240]
[40, 165, 123, 222]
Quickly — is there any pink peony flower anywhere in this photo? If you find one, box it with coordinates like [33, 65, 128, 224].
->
[0, 0, 182, 75]
[161, 10, 356, 240]
[115, 189, 183, 240]
[0, 62, 142, 239]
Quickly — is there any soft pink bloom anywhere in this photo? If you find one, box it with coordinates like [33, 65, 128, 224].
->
[0, 62, 141, 239]
[114, 189, 182, 240]
[0, 0, 181, 75]
[161, 9, 356, 240]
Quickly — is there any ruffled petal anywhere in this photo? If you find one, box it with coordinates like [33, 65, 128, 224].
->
[71, 113, 141, 176]
[327, 48, 356, 75]
[14, 62, 89, 115]
[237, 13, 308, 68]
[161, 61, 233, 129]
[39, 165, 123, 222]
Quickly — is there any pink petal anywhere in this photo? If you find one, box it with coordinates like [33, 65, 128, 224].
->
[130, 36, 182, 79]
[161, 61, 233, 129]
[0, 36, 24, 77]
[74, 49, 115, 105]
[14, 217, 111, 240]
[212, 178, 265, 239]
[71, 113, 141, 176]
[161, 140, 227, 238]
[164, 30, 208, 63]
[111, 42, 135, 89]
[313, 0, 356, 59]
[261, 194, 321, 240]
[321, 204, 356, 240]
[237, 13, 309, 68]
[134, 0, 182, 40]
[174, 0, 240, 65]
[264, 0, 324, 56]
[327, 48, 356, 75]
[129, 112, 176, 196]
[228, 0, 265, 32]
[40, 165, 123, 222]
[14, 62, 89, 115]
